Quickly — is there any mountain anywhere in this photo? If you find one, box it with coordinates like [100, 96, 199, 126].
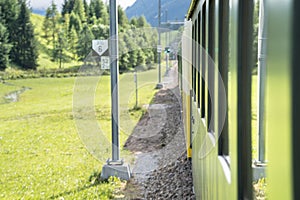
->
[125, 0, 190, 27]
[32, 9, 46, 16]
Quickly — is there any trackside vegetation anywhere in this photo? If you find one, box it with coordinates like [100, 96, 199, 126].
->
[0, 68, 159, 198]
[0, 0, 158, 72]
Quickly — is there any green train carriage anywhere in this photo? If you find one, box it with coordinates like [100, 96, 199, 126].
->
[179, 0, 300, 199]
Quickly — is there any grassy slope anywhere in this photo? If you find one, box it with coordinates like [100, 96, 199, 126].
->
[31, 14, 81, 70]
[252, 75, 258, 159]
[0, 68, 158, 198]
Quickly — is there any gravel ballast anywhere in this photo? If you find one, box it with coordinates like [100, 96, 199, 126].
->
[122, 64, 195, 199]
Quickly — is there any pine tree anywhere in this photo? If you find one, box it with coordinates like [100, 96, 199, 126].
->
[42, 7, 53, 44]
[0, 23, 11, 70]
[62, 0, 75, 16]
[62, 13, 70, 52]
[11, 1, 38, 69]
[68, 26, 78, 59]
[76, 23, 94, 60]
[73, 0, 86, 23]
[0, 0, 19, 63]
[118, 5, 129, 28]
[54, 29, 67, 68]
[69, 12, 82, 34]
[99, 2, 109, 25]
[0, 0, 18, 39]
[90, 0, 108, 24]
[83, 0, 89, 20]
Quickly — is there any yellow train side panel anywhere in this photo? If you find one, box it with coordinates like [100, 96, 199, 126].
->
[181, 20, 193, 157]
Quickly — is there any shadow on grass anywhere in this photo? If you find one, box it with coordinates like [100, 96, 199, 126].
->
[49, 171, 108, 199]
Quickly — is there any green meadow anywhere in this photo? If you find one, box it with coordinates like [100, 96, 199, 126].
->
[0, 68, 160, 199]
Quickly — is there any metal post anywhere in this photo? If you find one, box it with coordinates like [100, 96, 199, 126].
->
[156, 0, 163, 89]
[165, 10, 168, 48]
[257, 0, 267, 163]
[100, 0, 131, 181]
[110, 0, 119, 162]
[166, 53, 169, 72]
[165, 9, 169, 72]
[134, 69, 138, 108]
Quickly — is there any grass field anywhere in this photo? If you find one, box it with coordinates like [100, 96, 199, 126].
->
[252, 75, 258, 160]
[0, 68, 159, 199]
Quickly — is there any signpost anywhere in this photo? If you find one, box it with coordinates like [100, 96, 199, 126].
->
[92, 40, 108, 56]
[156, 0, 163, 89]
[134, 70, 138, 108]
[92, 40, 110, 70]
[157, 45, 162, 53]
[100, 0, 131, 181]
[101, 56, 110, 70]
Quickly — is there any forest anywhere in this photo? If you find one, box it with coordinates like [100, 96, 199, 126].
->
[0, 0, 158, 73]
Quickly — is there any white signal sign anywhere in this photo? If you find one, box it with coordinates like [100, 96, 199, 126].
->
[92, 40, 108, 56]
[101, 56, 110, 69]
[157, 45, 162, 53]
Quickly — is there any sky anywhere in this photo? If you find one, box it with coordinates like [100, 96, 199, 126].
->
[30, 0, 136, 10]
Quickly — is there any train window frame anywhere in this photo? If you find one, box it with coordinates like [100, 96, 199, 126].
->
[201, 2, 206, 119]
[217, 0, 231, 184]
[192, 23, 196, 100]
[236, 0, 254, 198]
[218, 0, 229, 158]
[195, 18, 199, 104]
[207, 0, 215, 133]
[197, 12, 201, 109]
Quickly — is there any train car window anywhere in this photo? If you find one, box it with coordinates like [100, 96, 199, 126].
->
[208, 0, 215, 132]
[201, 2, 206, 119]
[197, 12, 201, 108]
[192, 24, 195, 99]
[218, 0, 229, 156]
[195, 19, 198, 103]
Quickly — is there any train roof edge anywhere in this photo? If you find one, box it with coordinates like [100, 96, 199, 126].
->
[187, 0, 197, 19]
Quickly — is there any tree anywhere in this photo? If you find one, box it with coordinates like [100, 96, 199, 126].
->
[83, 0, 89, 19]
[90, 0, 108, 24]
[91, 24, 109, 39]
[118, 5, 129, 29]
[68, 26, 78, 59]
[253, 0, 259, 72]
[69, 11, 82, 34]
[42, 8, 52, 43]
[62, 0, 75, 16]
[0, 0, 18, 38]
[130, 18, 138, 27]
[137, 16, 148, 28]
[76, 23, 94, 60]
[42, 1, 59, 46]
[42, 1, 60, 61]
[73, 0, 86, 23]
[11, 1, 38, 69]
[0, 23, 11, 70]
[53, 29, 67, 68]
[0, 0, 19, 63]
[98, 2, 109, 25]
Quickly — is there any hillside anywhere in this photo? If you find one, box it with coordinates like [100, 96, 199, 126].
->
[31, 14, 81, 69]
[125, 0, 190, 27]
